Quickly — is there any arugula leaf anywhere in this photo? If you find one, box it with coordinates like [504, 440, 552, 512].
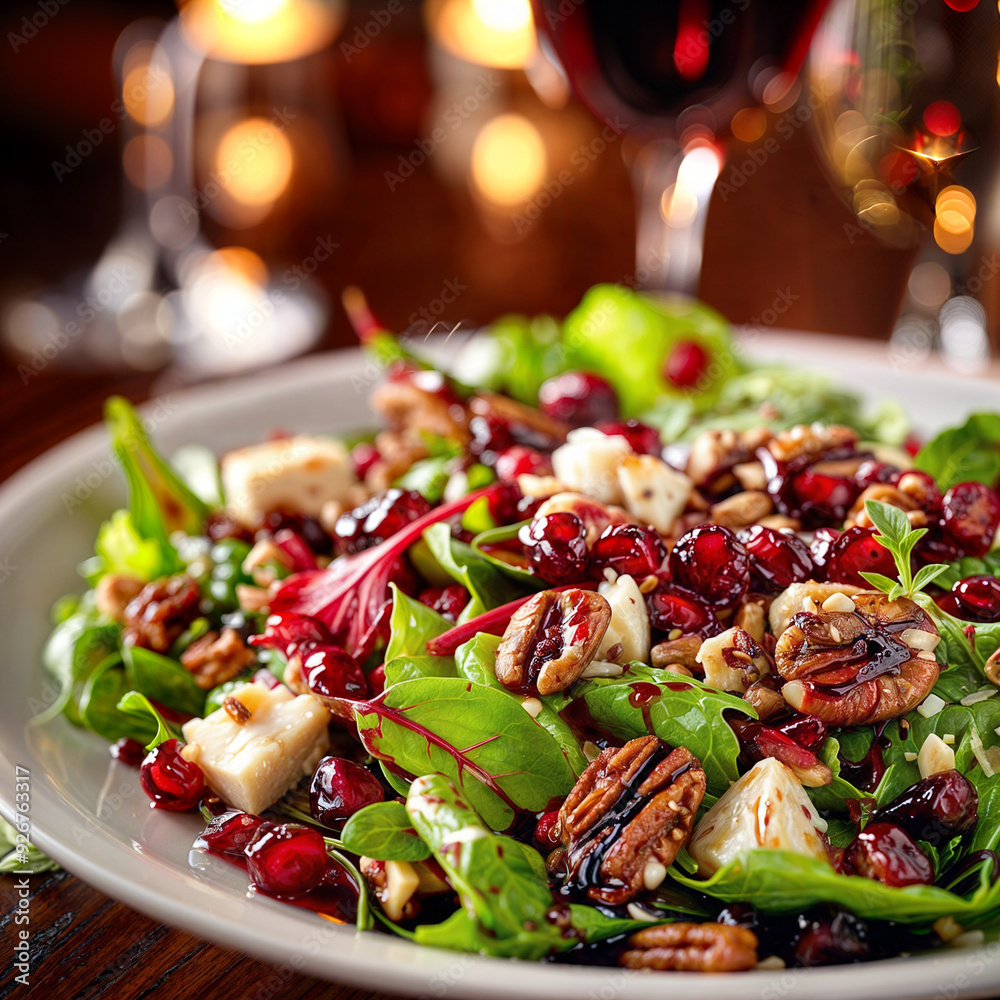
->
[671, 848, 1000, 926]
[354, 677, 577, 830]
[575, 667, 753, 797]
[116, 690, 184, 749]
[454, 633, 588, 777]
[105, 396, 207, 549]
[422, 522, 527, 620]
[122, 645, 206, 717]
[915, 413, 1000, 492]
[341, 800, 431, 861]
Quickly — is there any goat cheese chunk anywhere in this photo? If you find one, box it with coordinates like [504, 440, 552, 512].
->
[597, 573, 650, 664]
[221, 435, 356, 528]
[616, 454, 693, 534]
[551, 428, 632, 505]
[181, 681, 330, 815]
[688, 758, 830, 876]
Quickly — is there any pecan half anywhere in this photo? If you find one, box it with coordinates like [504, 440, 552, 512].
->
[651, 636, 702, 671]
[766, 423, 858, 464]
[709, 490, 774, 529]
[182, 627, 257, 690]
[775, 592, 940, 726]
[495, 589, 611, 696]
[620, 922, 759, 971]
[559, 737, 706, 905]
[846, 484, 925, 530]
[123, 576, 202, 653]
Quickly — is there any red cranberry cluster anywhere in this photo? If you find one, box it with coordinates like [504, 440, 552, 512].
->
[249, 612, 367, 701]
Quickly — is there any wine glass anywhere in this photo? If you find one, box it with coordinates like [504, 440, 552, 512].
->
[530, 0, 831, 294]
[806, 0, 998, 364]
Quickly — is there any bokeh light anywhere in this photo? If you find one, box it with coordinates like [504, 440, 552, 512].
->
[214, 117, 294, 207]
[122, 63, 175, 127]
[923, 100, 961, 137]
[470, 113, 546, 206]
[730, 107, 767, 143]
[123, 135, 173, 190]
[907, 261, 951, 310]
[427, 0, 535, 69]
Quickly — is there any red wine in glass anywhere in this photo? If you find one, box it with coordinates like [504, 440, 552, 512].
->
[532, 0, 830, 138]
[531, 0, 831, 293]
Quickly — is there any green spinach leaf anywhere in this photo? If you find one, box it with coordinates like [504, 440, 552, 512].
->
[341, 800, 431, 861]
[122, 645, 206, 717]
[116, 690, 184, 749]
[915, 413, 1000, 493]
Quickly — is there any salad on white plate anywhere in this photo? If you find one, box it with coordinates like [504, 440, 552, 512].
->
[25, 283, 1000, 972]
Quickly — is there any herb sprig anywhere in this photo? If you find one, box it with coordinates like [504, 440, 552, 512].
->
[859, 499, 949, 602]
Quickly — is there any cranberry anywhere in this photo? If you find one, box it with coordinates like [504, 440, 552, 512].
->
[110, 737, 146, 768]
[738, 525, 814, 591]
[245, 822, 328, 895]
[351, 441, 380, 480]
[538, 371, 619, 427]
[668, 525, 749, 609]
[790, 468, 860, 521]
[334, 489, 433, 555]
[204, 511, 254, 543]
[534, 810, 562, 847]
[808, 527, 842, 578]
[197, 810, 266, 857]
[300, 644, 368, 700]
[941, 482, 1000, 557]
[773, 714, 827, 750]
[824, 526, 898, 587]
[367, 664, 387, 696]
[249, 612, 333, 656]
[591, 524, 667, 579]
[595, 418, 662, 456]
[309, 756, 385, 824]
[469, 413, 514, 465]
[519, 513, 590, 584]
[842, 822, 934, 887]
[944, 575, 1000, 622]
[494, 445, 552, 481]
[418, 584, 470, 622]
[869, 769, 978, 846]
[646, 586, 719, 636]
[793, 909, 871, 966]
[139, 739, 205, 811]
[486, 481, 523, 525]
[664, 340, 709, 389]
[853, 460, 898, 490]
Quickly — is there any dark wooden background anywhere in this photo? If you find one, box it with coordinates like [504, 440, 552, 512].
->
[0, 0, 984, 997]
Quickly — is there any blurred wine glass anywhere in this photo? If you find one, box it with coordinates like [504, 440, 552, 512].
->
[530, 0, 830, 294]
[806, 0, 1000, 365]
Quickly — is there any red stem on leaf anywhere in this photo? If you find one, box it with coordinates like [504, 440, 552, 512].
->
[426, 582, 598, 656]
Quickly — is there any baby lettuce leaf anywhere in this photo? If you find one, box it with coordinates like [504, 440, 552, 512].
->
[935, 551, 1000, 592]
[671, 849, 1000, 926]
[422, 523, 526, 620]
[384, 584, 452, 664]
[470, 521, 542, 590]
[122, 645, 206, 717]
[406, 775, 653, 957]
[105, 396, 207, 551]
[353, 677, 577, 830]
[454, 633, 588, 777]
[116, 691, 184, 750]
[914, 413, 1000, 493]
[39, 615, 120, 726]
[84, 509, 169, 585]
[384, 656, 457, 686]
[807, 736, 874, 814]
[340, 800, 431, 862]
[79, 655, 157, 744]
[575, 667, 753, 797]
[931, 612, 1000, 679]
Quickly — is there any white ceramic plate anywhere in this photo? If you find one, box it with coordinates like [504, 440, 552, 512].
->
[4, 337, 1000, 1000]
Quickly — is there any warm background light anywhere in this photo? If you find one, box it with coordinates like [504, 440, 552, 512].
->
[214, 117, 294, 207]
[122, 63, 175, 126]
[426, 0, 535, 69]
[180, 0, 343, 64]
[730, 107, 767, 143]
[470, 113, 546, 206]
[123, 134, 174, 189]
